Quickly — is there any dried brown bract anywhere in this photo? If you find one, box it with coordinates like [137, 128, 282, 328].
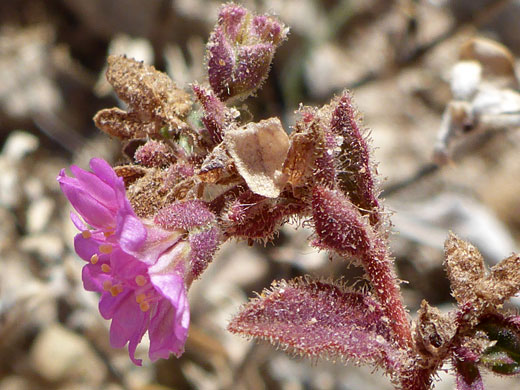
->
[94, 55, 192, 140]
[444, 232, 486, 304]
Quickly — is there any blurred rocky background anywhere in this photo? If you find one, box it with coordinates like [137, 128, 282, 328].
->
[1, 0, 520, 389]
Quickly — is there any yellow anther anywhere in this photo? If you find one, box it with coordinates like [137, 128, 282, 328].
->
[110, 285, 123, 297]
[135, 293, 146, 304]
[99, 244, 113, 254]
[102, 280, 112, 291]
[101, 264, 111, 273]
[90, 254, 99, 264]
[81, 230, 92, 239]
[104, 231, 114, 238]
[139, 301, 150, 312]
[135, 275, 147, 287]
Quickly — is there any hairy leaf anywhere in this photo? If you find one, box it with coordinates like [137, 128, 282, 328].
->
[483, 253, 520, 305]
[224, 190, 305, 241]
[444, 233, 486, 304]
[330, 92, 380, 225]
[478, 314, 520, 375]
[95, 56, 192, 140]
[311, 185, 372, 256]
[192, 84, 234, 145]
[455, 360, 484, 390]
[228, 278, 402, 372]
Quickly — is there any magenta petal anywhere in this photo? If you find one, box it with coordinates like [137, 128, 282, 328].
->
[116, 213, 147, 253]
[99, 290, 130, 320]
[74, 234, 102, 261]
[127, 319, 149, 366]
[130, 224, 181, 265]
[60, 183, 115, 228]
[89, 158, 121, 188]
[70, 165, 117, 207]
[82, 264, 110, 292]
[148, 274, 189, 360]
[110, 294, 148, 348]
[109, 248, 148, 282]
[70, 212, 87, 231]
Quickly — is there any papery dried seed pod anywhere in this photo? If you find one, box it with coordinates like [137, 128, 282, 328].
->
[225, 117, 290, 198]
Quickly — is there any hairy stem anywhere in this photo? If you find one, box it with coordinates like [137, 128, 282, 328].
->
[400, 365, 432, 390]
[361, 244, 412, 349]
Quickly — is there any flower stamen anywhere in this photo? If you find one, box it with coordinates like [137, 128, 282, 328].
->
[110, 284, 124, 297]
[135, 275, 147, 286]
[139, 301, 150, 312]
[101, 264, 111, 273]
[82, 230, 92, 239]
[99, 244, 113, 254]
[90, 254, 99, 264]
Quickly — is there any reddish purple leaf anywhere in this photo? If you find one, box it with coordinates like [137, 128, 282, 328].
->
[155, 200, 216, 231]
[228, 277, 402, 373]
[192, 84, 231, 145]
[311, 185, 372, 256]
[225, 190, 306, 241]
[330, 92, 381, 226]
[455, 348, 484, 390]
[189, 225, 220, 280]
[135, 140, 175, 168]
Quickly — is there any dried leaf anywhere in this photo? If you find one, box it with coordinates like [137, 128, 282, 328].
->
[286, 108, 339, 189]
[106, 55, 191, 119]
[483, 253, 520, 305]
[113, 164, 148, 186]
[94, 107, 155, 139]
[414, 300, 456, 358]
[228, 278, 402, 372]
[95, 56, 192, 139]
[198, 143, 234, 184]
[282, 132, 316, 188]
[225, 118, 289, 198]
[444, 233, 486, 304]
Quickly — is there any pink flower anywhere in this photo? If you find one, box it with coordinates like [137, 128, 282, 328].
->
[58, 158, 190, 365]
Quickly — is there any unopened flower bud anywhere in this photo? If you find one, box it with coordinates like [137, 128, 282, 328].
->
[206, 3, 288, 101]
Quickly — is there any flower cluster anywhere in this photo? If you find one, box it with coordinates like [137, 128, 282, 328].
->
[58, 158, 193, 365]
[57, 3, 520, 389]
